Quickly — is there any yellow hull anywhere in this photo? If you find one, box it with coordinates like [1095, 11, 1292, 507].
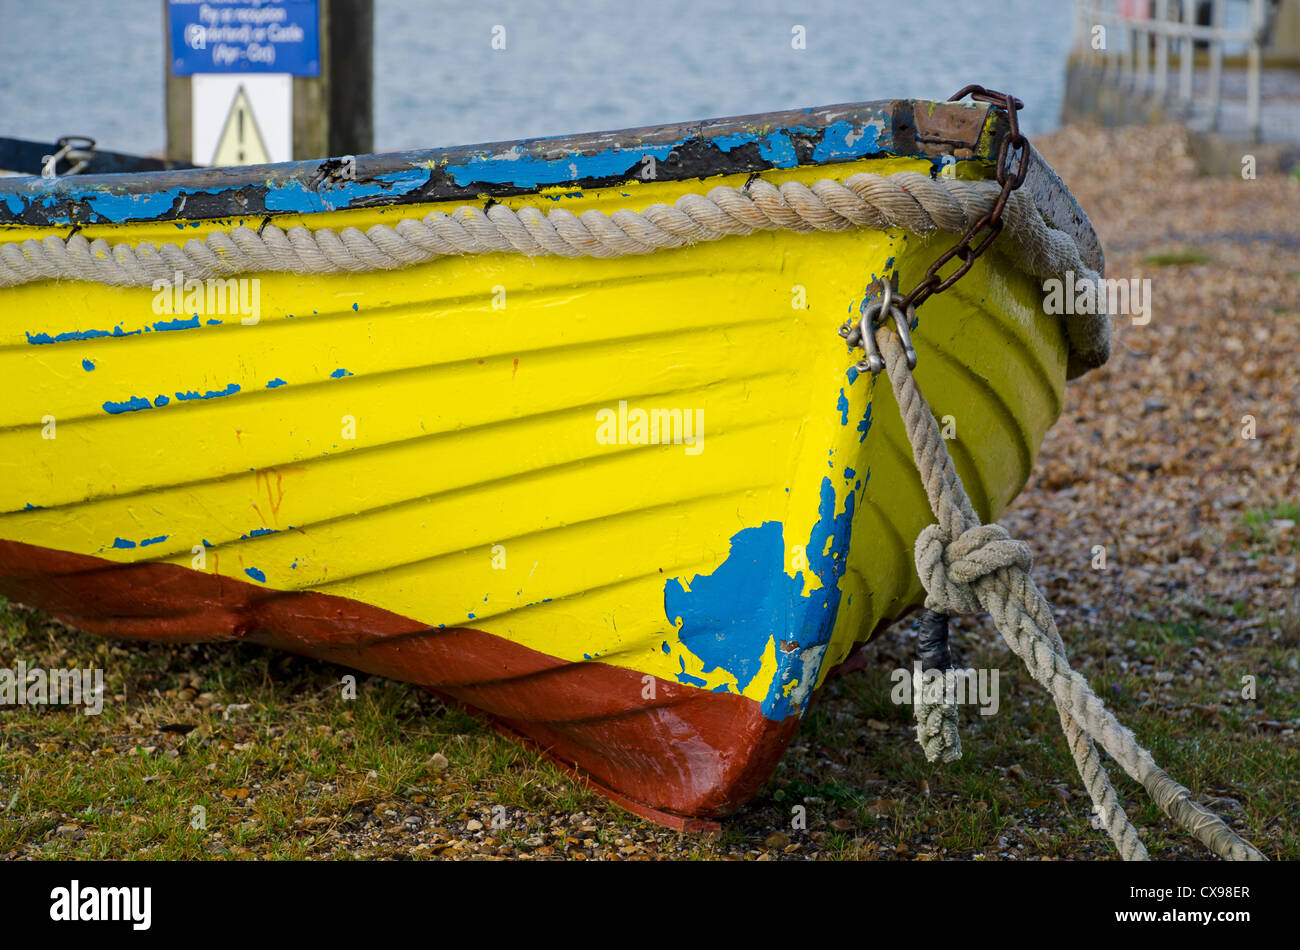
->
[0, 96, 1093, 821]
[0, 154, 1065, 706]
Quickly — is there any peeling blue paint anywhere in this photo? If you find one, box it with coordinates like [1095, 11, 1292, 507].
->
[103, 396, 151, 414]
[151, 316, 201, 332]
[0, 103, 956, 229]
[244, 567, 267, 582]
[836, 389, 849, 425]
[81, 359, 95, 371]
[446, 144, 675, 189]
[28, 325, 142, 345]
[676, 655, 707, 688]
[812, 121, 882, 163]
[329, 368, 353, 378]
[663, 475, 854, 719]
[83, 190, 189, 221]
[710, 133, 750, 152]
[265, 378, 287, 389]
[109, 534, 168, 548]
[858, 403, 873, 443]
[711, 130, 798, 164]
[154, 395, 170, 407]
[756, 133, 798, 165]
[174, 382, 240, 401]
[264, 169, 428, 214]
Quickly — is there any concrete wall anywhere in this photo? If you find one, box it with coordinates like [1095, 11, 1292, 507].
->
[1061, 57, 1300, 175]
[1275, 0, 1300, 55]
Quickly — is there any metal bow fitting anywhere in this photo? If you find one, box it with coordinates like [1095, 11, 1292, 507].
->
[839, 280, 917, 376]
[836, 84, 1028, 377]
[40, 136, 95, 179]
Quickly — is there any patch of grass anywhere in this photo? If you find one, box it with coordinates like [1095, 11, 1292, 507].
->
[1142, 249, 1213, 267]
[0, 599, 620, 860]
[3, 597, 1295, 860]
[776, 613, 1298, 860]
[1272, 591, 1300, 648]
[1241, 501, 1300, 552]
[776, 779, 868, 811]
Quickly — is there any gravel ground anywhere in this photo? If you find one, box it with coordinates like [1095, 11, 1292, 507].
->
[1004, 122, 1300, 632]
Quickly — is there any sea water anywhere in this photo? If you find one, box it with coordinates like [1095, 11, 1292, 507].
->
[0, 0, 1077, 157]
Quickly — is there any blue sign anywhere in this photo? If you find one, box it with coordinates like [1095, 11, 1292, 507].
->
[168, 0, 320, 76]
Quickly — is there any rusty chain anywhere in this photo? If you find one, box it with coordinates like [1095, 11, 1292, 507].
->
[840, 85, 1031, 375]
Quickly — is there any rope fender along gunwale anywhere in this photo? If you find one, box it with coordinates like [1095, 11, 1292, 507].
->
[0, 169, 1110, 371]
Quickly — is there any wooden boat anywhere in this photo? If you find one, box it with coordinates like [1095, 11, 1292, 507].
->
[0, 97, 1108, 829]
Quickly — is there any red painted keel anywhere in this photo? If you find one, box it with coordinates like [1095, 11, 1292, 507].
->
[0, 539, 800, 824]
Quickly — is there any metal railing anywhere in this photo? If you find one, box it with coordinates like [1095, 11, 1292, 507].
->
[1074, 0, 1267, 141]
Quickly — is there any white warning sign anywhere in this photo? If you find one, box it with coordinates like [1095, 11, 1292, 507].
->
[192, 74, 291, 167]
[212, 86, 271, 165]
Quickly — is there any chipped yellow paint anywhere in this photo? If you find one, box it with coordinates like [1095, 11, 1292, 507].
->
[0, 153, 1068, 717]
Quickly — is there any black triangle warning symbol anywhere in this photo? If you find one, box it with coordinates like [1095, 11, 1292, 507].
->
[212, 85, 272, 166]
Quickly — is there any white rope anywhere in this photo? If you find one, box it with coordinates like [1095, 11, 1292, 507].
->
[0, 170, 1109, 368]
[914, 665, 962, 763]
[874, 329, 1265, 862]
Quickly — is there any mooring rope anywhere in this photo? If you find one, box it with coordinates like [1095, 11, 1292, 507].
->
[0, 169, 1109, 368]
[912, 609, 964, 764]
[873, 328, 1264, 862]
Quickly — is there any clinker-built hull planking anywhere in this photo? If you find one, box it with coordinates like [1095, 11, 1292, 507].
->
[0, 100, 1101, 825]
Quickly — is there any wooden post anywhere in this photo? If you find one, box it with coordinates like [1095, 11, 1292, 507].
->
[165, 0, 372, 166]
[163, 13, 191, 163]
[327, 0, 373, 156]
[1154, 0, 1169, 99]
[1123, 25, 1133, 87]
[1207, 0, 1223, 130]
[1111, 1, 1123, 78]
[1247, 0, 1263, 142]
[1136, 5, 1150, 93]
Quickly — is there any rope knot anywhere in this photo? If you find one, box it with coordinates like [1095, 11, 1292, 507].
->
[915, 522, 1032, 616]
